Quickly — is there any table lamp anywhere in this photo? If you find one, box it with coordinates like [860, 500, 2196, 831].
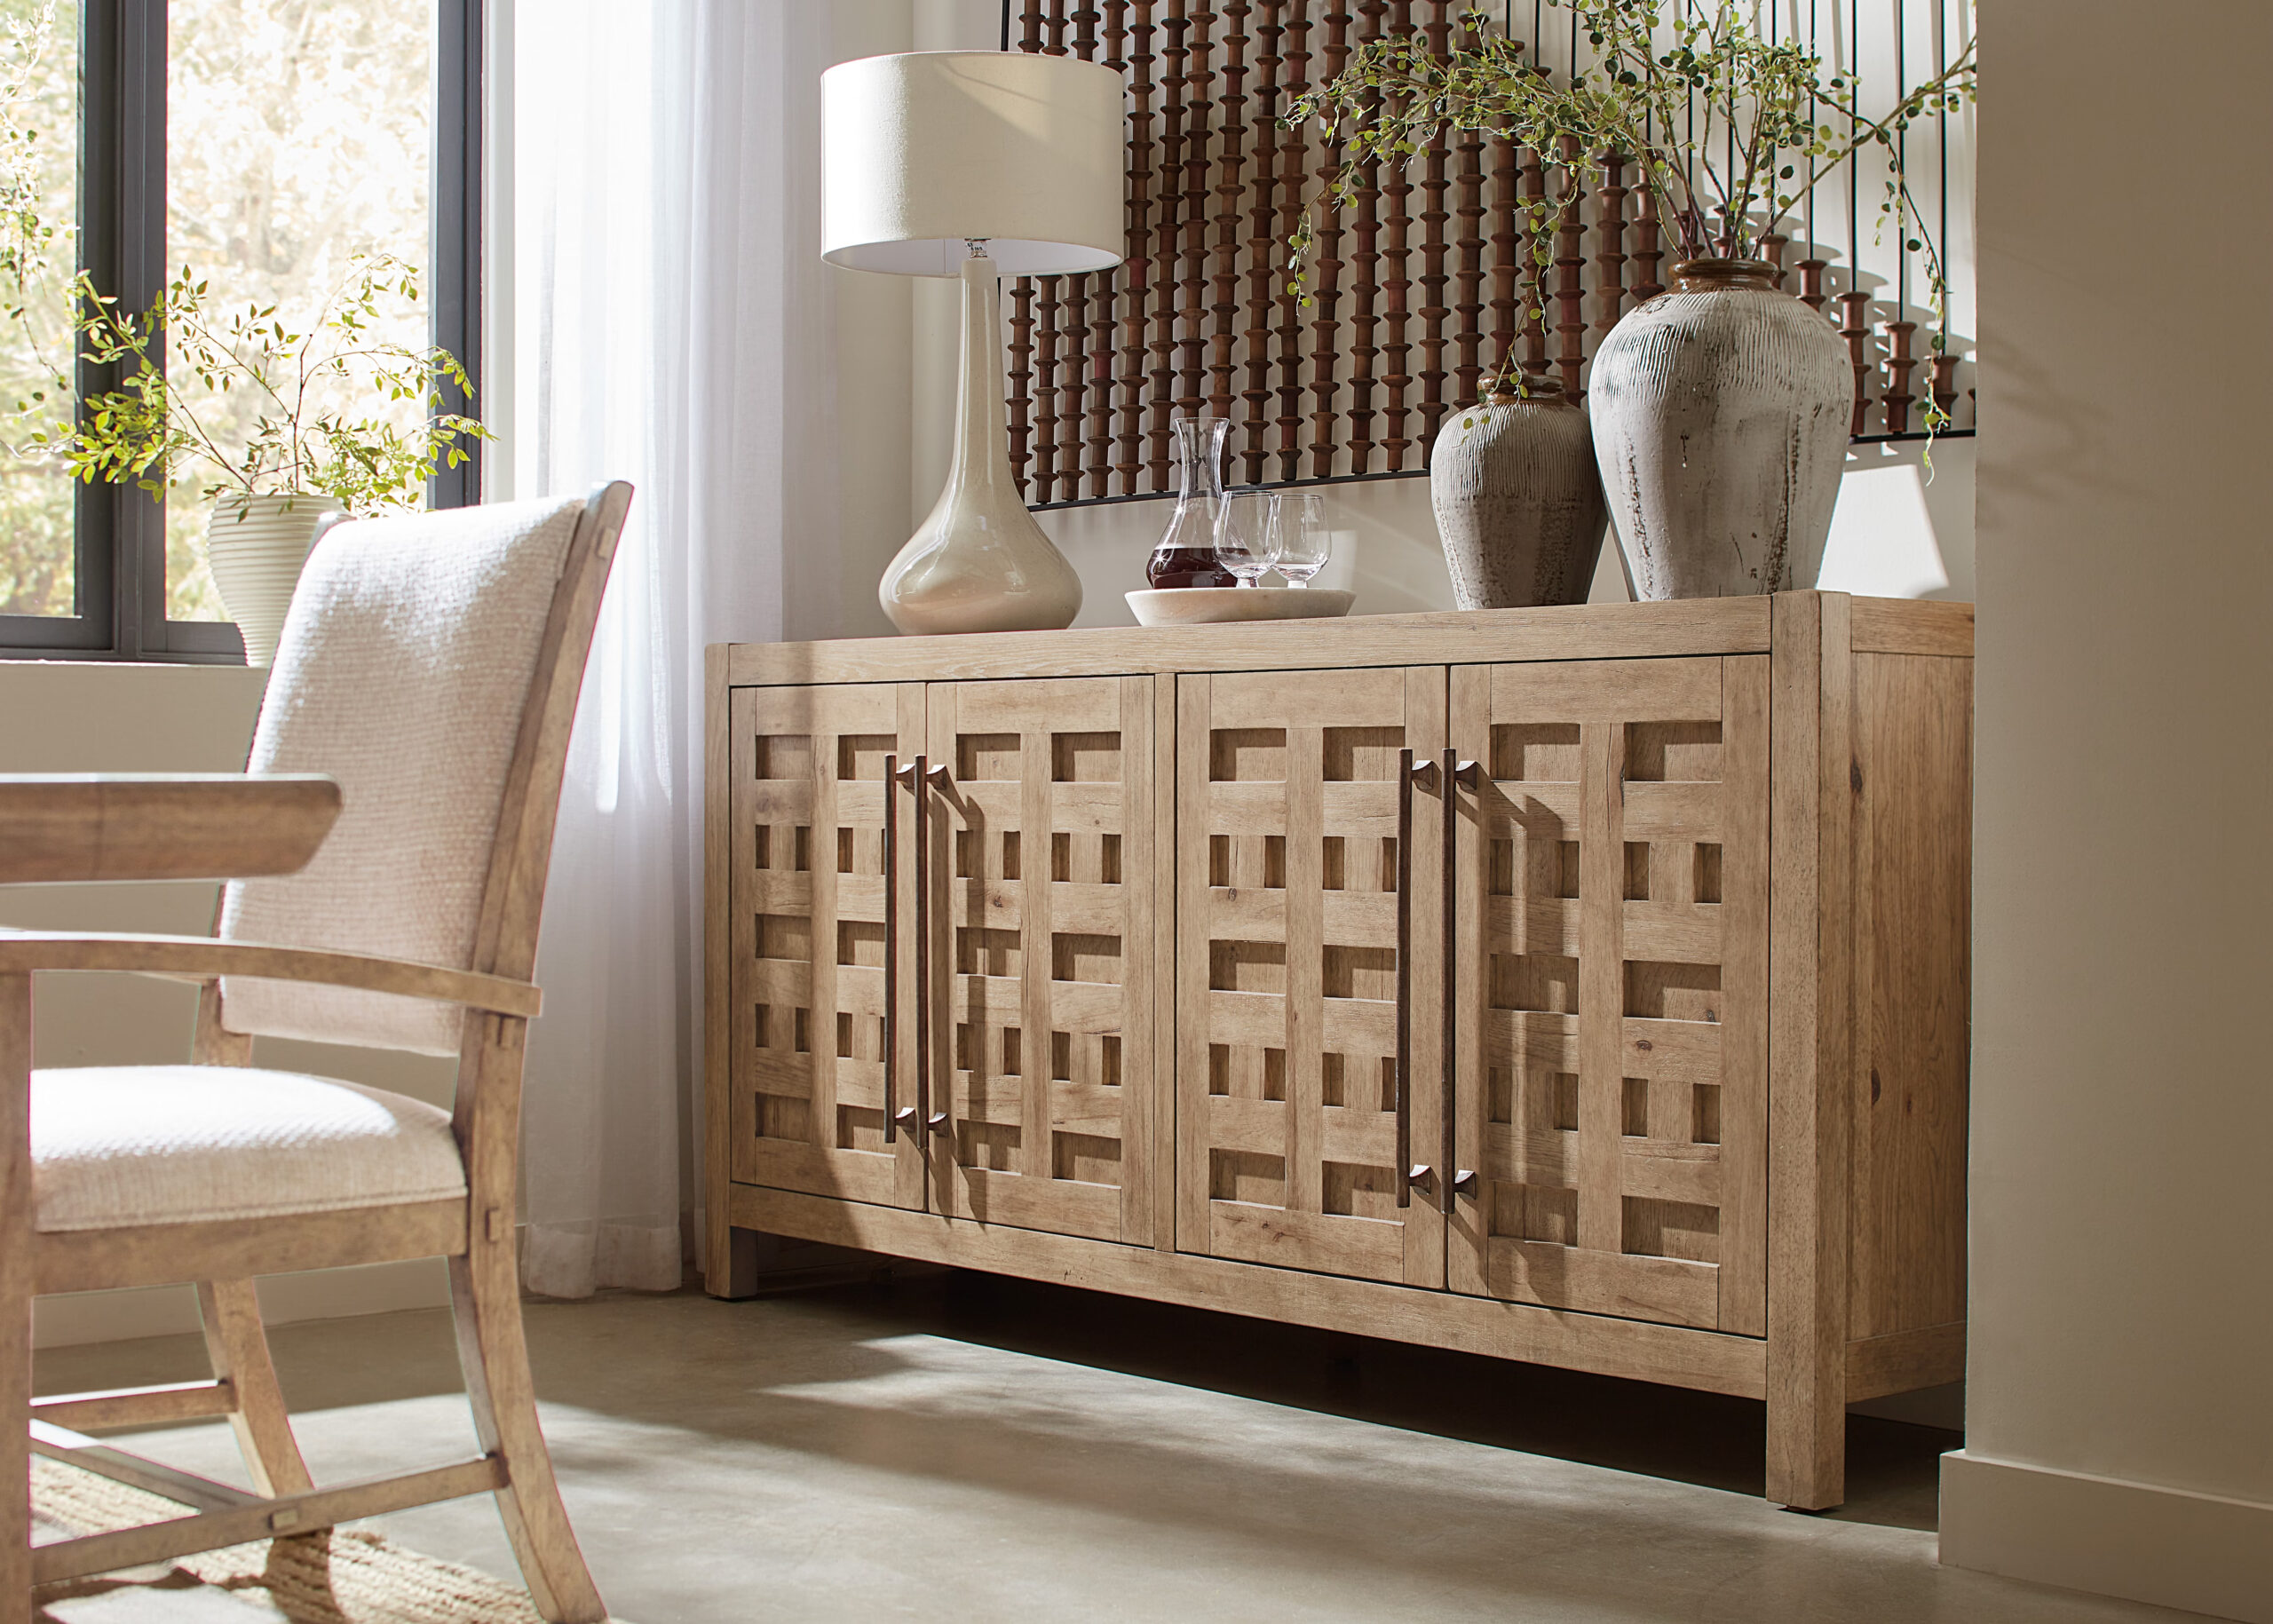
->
[822, 50, 1126, 635]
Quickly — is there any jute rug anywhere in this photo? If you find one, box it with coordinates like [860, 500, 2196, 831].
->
[30, 1454, 552, 1622]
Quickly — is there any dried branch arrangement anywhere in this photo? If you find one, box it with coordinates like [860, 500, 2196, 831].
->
[1009, 0, 1975, 504]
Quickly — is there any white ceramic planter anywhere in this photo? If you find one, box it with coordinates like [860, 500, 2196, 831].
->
[204, 494, 340, 666]
[1429, 378, 1605, 609]
[1588, 259, 1852, 599]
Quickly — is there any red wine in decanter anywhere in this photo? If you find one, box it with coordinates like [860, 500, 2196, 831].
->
[1145, 549, 1239, 590]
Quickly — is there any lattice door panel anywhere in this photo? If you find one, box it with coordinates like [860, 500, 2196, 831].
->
[923, 677, 1155, 1244]
[729, 683, 924, 1210]
[1176, 667, 1447, 1287]
[1447, 658, 1768, 1332]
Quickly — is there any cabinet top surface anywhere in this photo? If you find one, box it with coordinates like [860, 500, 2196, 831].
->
[717, 593, 1972, 687]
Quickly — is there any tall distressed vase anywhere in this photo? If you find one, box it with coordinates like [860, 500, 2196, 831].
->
[203, 494, 340, 666]
[1588, 259, 1852, 598]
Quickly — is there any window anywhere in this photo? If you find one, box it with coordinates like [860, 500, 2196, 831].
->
[0, 0, 480, 661]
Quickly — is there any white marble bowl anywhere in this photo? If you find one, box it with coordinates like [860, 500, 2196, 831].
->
[1125, 587, 1355, 628]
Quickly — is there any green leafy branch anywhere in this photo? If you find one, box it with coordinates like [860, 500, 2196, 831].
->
[1286, 1, 1974, 418]
[20, 252, 490, 515]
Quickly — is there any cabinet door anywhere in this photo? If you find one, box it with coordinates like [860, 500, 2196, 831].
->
[729, 683, 925, 1209]
[1176, 668, 1447, 1287]
[923, 677, 1155, 1243]
[1447, 657, 1768, 1332]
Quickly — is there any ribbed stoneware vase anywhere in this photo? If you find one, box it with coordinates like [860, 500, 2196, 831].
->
[204, 495, 337, 666]
[1588, 258, 1852, 599]
[1429, 376, 1606, 609]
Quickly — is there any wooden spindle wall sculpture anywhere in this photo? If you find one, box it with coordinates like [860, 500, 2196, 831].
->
[1630, 185, 1663, 304]
[1486, 133, 1518, 390]
[1093, 3, 1126, 495]
[1345, 3, 1383, 471]
[1211, 3, 1247, 434]
[1241, 2, 1279, 483]
[1307, 4, 1351, 477]
[1519, 140, 1549, 375]
[1377, 1, 1414, 471]
[1005, 0, 1976, 502]
[1595, 149, 1628, 341]
[1121, 0, 1152, 495]
[1149, 0, 1186, 488]
[1274, 2, 1311, 481]
[1177, 4, 1212, 427]
[1453, 123, 1485, 409]
[1551, 133, 1587, 395]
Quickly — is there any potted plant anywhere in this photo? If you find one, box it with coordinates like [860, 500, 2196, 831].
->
[19, 257, 487, 662]
[1290, 2, 1974, 600]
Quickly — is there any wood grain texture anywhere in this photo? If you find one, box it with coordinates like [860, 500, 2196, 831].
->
[29, 1379, 237, 1433]
[1446, 655, 1765, 1335]
[31, 1456, 506, 1586]
[1176, 665, 1449, 1287]
[1849, 597, 1974, 657]
[1, 975, 29, 1620]
[704, 643, 741, 1295]
[197, 1279, 313, 1497]
[1844, 1319, 1965, 1400]
[923, 677, 1154, 1244]
[0, 935, 541, 1018]
[1848, 654, 1971, 1341]
[721, 598, 1778, 686]
[0, 774, 338, 885]
[1765, 591, 1854, 1510]
[32, 1201, 469, 1296]
[1152, 674, 1180, 1249]
[1718, 656, 1771, 1336]
[726, 683, 928, 1213]
[736, 1182, 1770, 1398]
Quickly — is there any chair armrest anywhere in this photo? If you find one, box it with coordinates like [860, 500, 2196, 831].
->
[0, 933, 543, 1018]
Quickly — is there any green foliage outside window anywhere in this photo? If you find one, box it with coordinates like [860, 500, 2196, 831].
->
[0, 0, 463, 626]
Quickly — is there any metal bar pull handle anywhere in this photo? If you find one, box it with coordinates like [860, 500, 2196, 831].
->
[1397, 749, 1439, 1208]
[902, 756, 933, 1142]
[885, 754, 905, 1141]
[923, 763, 951, 1134]
[1444, 754, 1481, 1213]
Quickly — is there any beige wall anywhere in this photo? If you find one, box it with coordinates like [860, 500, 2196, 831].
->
[1938, 3, 2273, 1619]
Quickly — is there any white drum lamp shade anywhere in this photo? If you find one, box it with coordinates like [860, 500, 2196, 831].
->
[821, 51, 1128, 635]
[823, 51, 1126, 278]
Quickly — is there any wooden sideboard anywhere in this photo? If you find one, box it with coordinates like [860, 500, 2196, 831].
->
[703, 593, 1971, 1509]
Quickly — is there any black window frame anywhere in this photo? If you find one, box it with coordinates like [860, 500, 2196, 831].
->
[0, 0, 483, 662]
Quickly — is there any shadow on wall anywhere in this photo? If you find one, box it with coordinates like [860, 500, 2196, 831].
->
[1037, 435, 1976, 623]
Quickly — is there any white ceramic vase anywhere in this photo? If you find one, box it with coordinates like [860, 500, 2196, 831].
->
[204, 494, 340, 666]
[1587, 259, 1853, 599]
[880, 255, 1082, 634]
[1429, 377, 1606, 609]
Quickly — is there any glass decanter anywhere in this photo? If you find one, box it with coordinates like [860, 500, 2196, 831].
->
[1147, 416, 1239, 589]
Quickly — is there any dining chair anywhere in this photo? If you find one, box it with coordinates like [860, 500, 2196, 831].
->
[0, 480, 633, 1623]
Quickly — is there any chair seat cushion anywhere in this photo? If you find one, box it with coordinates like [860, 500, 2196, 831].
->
[30, 1066, 467, 1233]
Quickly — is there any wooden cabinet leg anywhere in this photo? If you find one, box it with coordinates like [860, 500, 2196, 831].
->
[1766, 1337, 1848, 1509]
[706, 1224, 881, 1300]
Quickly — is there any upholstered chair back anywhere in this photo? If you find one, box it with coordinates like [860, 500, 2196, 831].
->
[217, 492, 620, 1056]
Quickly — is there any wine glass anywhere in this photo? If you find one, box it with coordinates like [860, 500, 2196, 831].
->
[1214, 488, 1283, 588]
[1276, 492, 1333, 587]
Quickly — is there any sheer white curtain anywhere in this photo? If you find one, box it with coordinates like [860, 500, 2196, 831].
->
[510, 0, 838, 1296]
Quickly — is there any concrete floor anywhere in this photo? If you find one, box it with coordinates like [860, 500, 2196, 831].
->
[35, 1273, 2198, 1623]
